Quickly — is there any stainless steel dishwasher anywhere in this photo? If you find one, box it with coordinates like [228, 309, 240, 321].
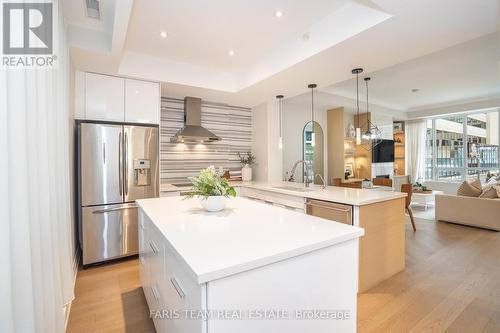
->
[306, 199, 353, 225]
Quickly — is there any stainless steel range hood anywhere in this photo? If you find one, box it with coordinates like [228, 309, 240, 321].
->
[171, 97, 221, 143]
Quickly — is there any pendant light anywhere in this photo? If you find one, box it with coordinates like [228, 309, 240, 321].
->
[308, 84, 317, 147]
[362, 77, 382, 149]
[352, 68, 363, 145]
[276, 95, 284, 149]
[362, 77, 373, 140]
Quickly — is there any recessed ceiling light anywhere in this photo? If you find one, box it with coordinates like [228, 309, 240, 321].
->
[228, 49, 235, 56]
[275, 11, 283, 18]
[160, 31, 167, 38]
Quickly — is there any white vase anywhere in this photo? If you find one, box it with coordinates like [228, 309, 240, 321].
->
[199, 196, 227, 212]
[242, 164, 252, 181]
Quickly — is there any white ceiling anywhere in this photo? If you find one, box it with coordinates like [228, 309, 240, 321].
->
[322, 32, 500, 112]
[63, 0, 113, 32]
[64, 0, 500, 110]
[125, 0, 348, 72]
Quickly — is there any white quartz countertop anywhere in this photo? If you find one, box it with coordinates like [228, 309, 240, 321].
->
[160, 181, 406, 206]
[136, 197, 364, 284]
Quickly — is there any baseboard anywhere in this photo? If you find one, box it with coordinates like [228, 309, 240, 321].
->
[65, 250, 80, 330]
[63, 301, 72, 330]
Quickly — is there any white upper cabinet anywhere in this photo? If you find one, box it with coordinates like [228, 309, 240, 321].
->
[76, 71, 160, 124]
[125, 79, 160, 124]
[85, 73, 125, 122]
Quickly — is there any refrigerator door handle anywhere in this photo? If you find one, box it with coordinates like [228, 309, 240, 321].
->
[119, 132, 123, 196]
[92, 205, 138, 214]
[124, 131, 129, 196]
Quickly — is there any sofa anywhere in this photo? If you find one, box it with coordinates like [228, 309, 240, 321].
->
[435, 194, 500, 231]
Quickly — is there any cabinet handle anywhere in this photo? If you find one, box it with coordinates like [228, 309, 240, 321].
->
[170, 277, 186, 299]
[119, 132, 122, 196]
[149, 241, 159, 254]
[306, 202, 352, 212]
[124, 131, 128, 196]
[92, 205, 137, 214]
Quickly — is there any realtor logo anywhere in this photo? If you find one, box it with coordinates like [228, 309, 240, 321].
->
[2, 1, 56, 67]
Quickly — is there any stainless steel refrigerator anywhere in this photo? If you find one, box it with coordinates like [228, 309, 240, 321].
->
[77, 122, 159, 266]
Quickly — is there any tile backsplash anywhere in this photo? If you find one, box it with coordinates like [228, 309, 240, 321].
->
[160, 97, 252, 185]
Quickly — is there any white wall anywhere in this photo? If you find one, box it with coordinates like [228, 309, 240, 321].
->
[282, 101, 328, 182]
[252, 100, 283, 181]
[252, 100, 282, 181]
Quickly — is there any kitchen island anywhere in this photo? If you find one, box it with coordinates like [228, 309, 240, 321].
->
[137, 196, 364, 333]
[161, 181, 407, 292]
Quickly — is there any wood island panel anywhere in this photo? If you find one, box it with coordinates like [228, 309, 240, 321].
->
[357, 197, 406, 292]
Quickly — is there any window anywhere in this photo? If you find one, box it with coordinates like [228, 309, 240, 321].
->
[424, 111, 499, 182]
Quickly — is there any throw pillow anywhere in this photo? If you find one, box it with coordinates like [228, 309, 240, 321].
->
[479, 186, 498, 199]
[457, 181, 482, 197]
[495, 186, 500, 198]
[470, 178, 482, 191]
[487, 177, 499, 186]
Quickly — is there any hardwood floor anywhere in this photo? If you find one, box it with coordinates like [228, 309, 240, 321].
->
[358, 218, 500, 333]
[67, 217, 500, 333]
[66, 258, 155, 333]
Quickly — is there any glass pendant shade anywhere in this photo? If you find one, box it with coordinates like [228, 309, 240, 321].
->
[363, 77, 382, 150]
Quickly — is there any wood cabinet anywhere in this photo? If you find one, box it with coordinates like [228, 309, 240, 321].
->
[76, 72, 160, 124]
[306, 196, 406, 293]
[393, 122, 405, 176]
[306, 199, 353, 225]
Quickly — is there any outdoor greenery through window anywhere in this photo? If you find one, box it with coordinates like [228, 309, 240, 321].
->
[425, 110, 500, 182]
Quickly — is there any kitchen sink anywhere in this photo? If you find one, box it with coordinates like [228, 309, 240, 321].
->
[272, 185, 316, 192]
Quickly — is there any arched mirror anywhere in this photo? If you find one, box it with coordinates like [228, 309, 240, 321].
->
[303, 121, 324, 184]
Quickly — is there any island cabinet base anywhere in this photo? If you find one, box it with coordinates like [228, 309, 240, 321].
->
[356, 197, 406, 292]
[139, 210, 360, 333]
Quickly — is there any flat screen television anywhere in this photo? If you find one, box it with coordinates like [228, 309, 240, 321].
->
[372, 139, 395, 163]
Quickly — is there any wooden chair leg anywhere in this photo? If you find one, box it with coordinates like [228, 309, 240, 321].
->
[406, 207, 417, 232]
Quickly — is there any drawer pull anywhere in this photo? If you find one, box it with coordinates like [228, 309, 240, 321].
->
[149, 242, 159, 254]
[170, 277, 186, 299]
[306, 202, 351, 212]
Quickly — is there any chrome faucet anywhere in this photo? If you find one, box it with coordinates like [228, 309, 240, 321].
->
[315, 174, 327, 189]
[288, 160, 311, 187]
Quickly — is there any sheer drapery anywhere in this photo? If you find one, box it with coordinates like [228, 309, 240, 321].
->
[406, 120, 427, 183]
[0, 2, 75, 332]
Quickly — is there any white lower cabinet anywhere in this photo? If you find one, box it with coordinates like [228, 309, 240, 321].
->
[140, 211, 206, 333]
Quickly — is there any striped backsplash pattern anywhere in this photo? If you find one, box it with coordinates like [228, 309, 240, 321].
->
[160, 97, 252, 185]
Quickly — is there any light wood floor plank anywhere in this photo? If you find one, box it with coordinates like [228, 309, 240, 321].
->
[67, 217, 500, 333]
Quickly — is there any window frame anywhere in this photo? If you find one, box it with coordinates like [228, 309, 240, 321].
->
[424, 109, 500, 182]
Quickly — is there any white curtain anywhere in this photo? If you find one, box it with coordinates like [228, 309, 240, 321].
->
[0, 2, 75, 332]
[406, 120, 427, 183]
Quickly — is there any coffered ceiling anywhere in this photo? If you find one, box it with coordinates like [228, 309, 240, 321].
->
[64, 0, 500, 109]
